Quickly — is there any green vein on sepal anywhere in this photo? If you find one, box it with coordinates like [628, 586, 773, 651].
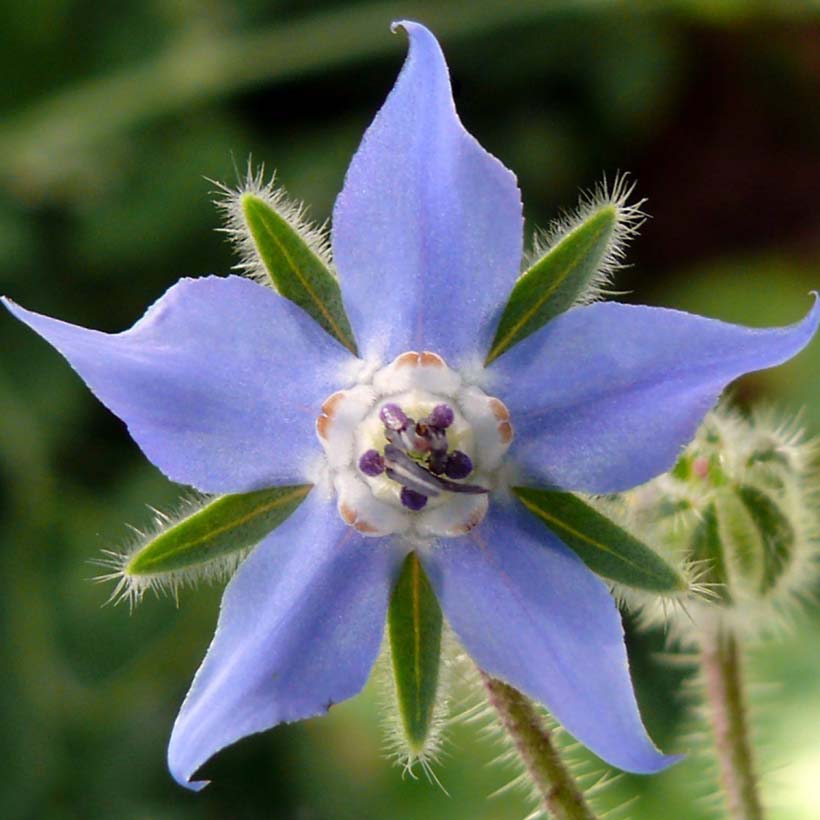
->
[513, 487, 686, 592]
[125, 485, 311, 579]
[388, 552, 443, 758]
[241, 192, 358, 354]
[486, 204, 616, 365]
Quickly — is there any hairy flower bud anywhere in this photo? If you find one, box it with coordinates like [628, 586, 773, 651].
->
[617, 404, 819, 640]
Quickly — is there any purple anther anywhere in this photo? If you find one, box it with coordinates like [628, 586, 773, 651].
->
[400, 487, 428, 511]
[445, 450, 473, 479]
[379, 403, 409, 431]
[429, 404, 454, 429]
[358, 449, 385, 476]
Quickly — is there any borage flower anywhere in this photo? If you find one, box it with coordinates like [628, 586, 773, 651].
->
[4, 21, 818, 790]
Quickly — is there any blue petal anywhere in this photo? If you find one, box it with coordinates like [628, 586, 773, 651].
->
[332, 21, 523, 365]
[491, 298, 820, 493]
[419, 503, 679, 774]
[3, 276, 355, 493]
[168, 490, 403, 790]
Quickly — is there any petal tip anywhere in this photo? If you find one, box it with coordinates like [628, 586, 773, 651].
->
[791, 290, 820, 346]
[168, 727, 212, 792]
[635, 751, 685, 775]
[2, 295, 25, 318]
[390, 19, 427, 36]
[606, 736, 683, 775]
[389, 20, 445, 67]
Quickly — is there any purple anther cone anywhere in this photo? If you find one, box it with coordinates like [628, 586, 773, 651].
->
[379, 403, 408, 431]
[429, 404, 454, 429]
[358, 449, 385, 476]
[444, 450, 473, 479]
[400, 486, 428, 510]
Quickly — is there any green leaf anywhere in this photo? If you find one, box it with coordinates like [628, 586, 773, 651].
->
[513, 486, 686, 592]
[486, 204, 617, 365]
[388, 552, 443, 756]
[242, 193, 358, 354]
[126, 485, 312, 578]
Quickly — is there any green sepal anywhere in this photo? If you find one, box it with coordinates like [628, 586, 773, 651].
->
[717, 485, 795, 596]
[739, 486, 794, 594]
[388, 552, 443, 756]
[690, 502, 731, 602]
[513, 486, 686, 592]
[715, 490, 759, 586]
[126, 485, 312, 577]
[486, 204, 617, 365]
[242, 193, 358, 354]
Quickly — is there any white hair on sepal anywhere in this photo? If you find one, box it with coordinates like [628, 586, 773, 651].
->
[210, 158, 336, 288]
[90, 493, 254, 611]
[375, 623, 457, 788]
[588, 491, 720, 639]
[523, 171, 648, 307]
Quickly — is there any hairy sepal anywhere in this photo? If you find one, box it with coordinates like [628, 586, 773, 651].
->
[513, 486, 686, 593]
[216, 166, 358, 354]
[387, 551, 444, 762]
[100, 485, 311, 605]
[486, 174, 645, 365]
[717, 485, 795, 597]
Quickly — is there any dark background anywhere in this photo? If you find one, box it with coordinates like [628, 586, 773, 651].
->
[1, 2, 819, 818]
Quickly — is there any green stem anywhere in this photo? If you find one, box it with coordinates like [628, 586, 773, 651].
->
[701, 630, 764, 820]
[481, 672, 597, 820]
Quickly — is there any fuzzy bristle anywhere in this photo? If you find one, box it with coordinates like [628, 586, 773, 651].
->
[211, 160, 335, 288]
[662, 639, 794, 818]
[444, 653, 619, 819]
[375, 627, 455, 783]
[523, 171, 647, 307]
[90, 493, 251, 610]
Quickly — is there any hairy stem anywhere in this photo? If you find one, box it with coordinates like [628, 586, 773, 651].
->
[481, 672, 597, 820]
[701, 630, 764, 820]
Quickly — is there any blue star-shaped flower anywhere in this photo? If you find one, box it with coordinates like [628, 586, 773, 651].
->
[4, 21, 817, 790]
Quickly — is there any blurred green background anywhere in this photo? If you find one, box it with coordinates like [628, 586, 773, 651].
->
[2, 1, 819, 818]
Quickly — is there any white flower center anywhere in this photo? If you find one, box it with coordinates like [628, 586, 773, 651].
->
[316, 351, 513, 539]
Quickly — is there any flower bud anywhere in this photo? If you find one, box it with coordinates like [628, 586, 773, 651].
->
[619, 404, 818, 639]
